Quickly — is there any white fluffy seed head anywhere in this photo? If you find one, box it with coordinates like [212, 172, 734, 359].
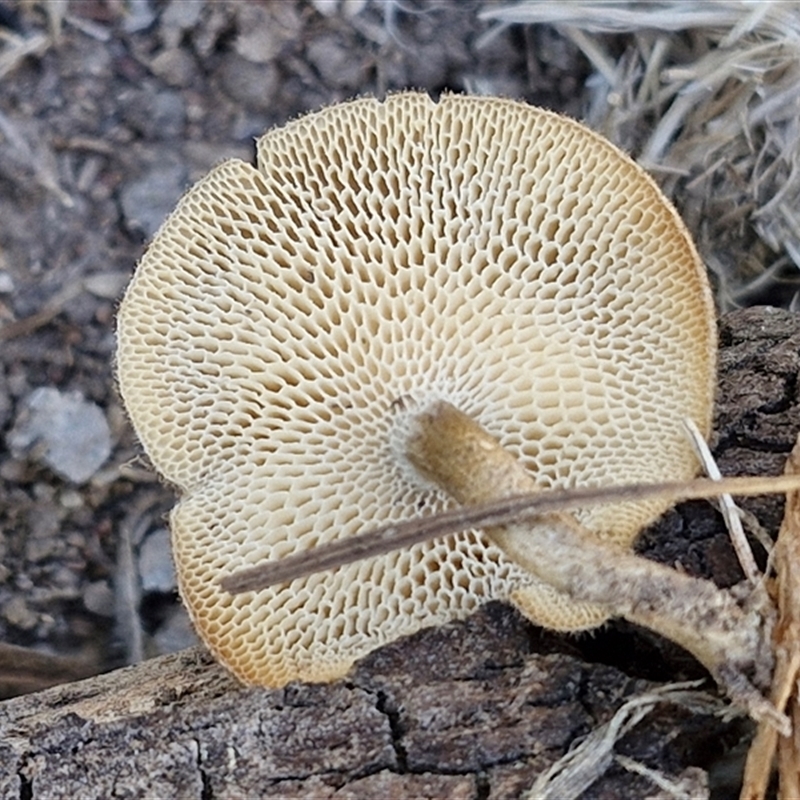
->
[116, 92, 716, 686]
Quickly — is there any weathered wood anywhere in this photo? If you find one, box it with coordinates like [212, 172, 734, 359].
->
[0, 603, 726, 799]
[1, 307, 798, 799]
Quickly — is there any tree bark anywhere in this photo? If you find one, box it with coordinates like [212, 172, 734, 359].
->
[0, 605, 726, 799]
[1, 306, 798, 800]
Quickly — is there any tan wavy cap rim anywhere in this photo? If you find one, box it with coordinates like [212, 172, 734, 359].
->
[116, 92, 716, 687]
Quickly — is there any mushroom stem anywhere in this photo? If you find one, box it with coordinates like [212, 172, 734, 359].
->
[405, 399, 535, 505]
[405, 400, 781, 728]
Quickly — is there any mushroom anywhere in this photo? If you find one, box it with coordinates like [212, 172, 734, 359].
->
[116, 92, 716, 687]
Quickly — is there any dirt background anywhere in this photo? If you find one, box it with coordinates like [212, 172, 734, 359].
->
[0, 1, 798, 796]
[0, 0, 597, 694]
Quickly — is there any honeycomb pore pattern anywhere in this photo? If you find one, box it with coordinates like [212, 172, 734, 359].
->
[116, 92, 716, 687]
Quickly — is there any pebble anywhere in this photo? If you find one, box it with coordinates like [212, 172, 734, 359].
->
[6, 387, 112, 484]
[3, 595, 38, 630]
[119, 155, 187, 239]
[123, 0, 157, 34]
[306, 35, 367, 90]
[149, 48, 197, 89]
[159, 0, 204, 48]
[153, 606, 198, 654]
[84, 580, 115, 617]
[120, 88, 187, 140]
[83, 271, 131, 300]
[139, 528, 177, 593]
[310, 0, 368, 17]
[218, 54, 278, 113]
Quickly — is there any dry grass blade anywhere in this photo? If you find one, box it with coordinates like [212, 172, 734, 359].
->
[480, 2, 795, 35]
[0, 108, 73, 206]
[0, 30, 49, 79]
[220, 473, 800, 594]
[683, 417, 759, 583]
[0, 280, 83, 341]
[741, 435, 800, 800]
[524, 681, 721, 800]
[614, 756, 709, 798]
[479, 0, 800, 308]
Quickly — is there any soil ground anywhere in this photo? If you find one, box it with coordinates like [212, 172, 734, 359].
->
[0, 0, 594, 691]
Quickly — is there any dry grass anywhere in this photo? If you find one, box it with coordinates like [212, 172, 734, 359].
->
[480, 1, 800, 309]
[525, 681, 722, 800]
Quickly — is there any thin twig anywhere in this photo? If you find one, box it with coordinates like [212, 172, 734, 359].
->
[0, 281, 83, 341]
[220, 473, 800, 594]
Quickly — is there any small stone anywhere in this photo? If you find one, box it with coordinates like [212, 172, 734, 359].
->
[119, 155, 187, 239]
[218, 54, 278, 113]
[59, 489, 85, 510]
[149, 48, 197, 89]
[160, 0, 204, 48]
[120, 88, 186, 140]
[306, 35, 366, 90]
[83, 272, 130, 300]
[152, 606, 198, 654]
[84, 581, 115, 617]
[123, 0, 157, 33]
[48, 566, 82, 598]
[310, 0, 368, 17]
[3, 596, 38, 630]
[25, 534, 61, 563]
[139, 528, 177, 593]
[233, 3, 300, 63]
[6, 387, 112, 484]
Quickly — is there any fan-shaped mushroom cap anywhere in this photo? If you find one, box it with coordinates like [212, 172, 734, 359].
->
[116, 92, 716, 687]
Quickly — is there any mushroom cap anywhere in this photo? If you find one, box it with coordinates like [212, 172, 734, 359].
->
[116, 92, 716, 687]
